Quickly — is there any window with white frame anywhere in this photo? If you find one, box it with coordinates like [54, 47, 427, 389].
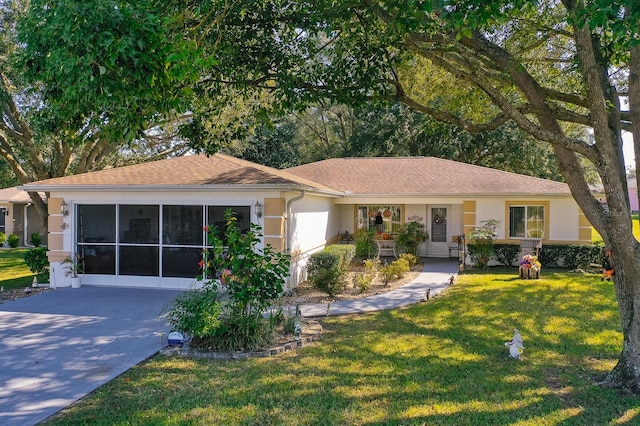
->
[509, 205, 545, 238]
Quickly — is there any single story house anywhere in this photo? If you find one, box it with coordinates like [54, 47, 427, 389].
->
[0, 187, 48, 246]
[20, 154, 591, 289]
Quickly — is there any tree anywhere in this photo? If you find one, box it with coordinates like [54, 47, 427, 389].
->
[0, 0, 193, 225]
[16, 1, 640, 390]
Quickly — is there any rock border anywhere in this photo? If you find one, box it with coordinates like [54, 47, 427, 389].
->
[159, 320, 322, 360]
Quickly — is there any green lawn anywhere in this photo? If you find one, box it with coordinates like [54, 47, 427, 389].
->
[42, 269, 639, 425]
[0, 248, 37, 289]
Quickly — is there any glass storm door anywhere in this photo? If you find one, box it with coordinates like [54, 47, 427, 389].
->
[429, 207, 449, 256]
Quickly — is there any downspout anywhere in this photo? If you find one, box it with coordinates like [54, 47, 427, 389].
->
[23, 203, 32, 246]
[286, 190, 305, 289]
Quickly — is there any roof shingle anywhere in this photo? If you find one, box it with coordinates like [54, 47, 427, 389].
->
[285, 157, 570, 195]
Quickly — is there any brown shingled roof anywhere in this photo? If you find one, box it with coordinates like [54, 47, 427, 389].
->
[286, 157, 570, 195]
[21, 154, 338, 193]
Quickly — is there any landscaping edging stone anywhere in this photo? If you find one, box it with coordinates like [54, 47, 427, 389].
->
[159, 320, 322, 360]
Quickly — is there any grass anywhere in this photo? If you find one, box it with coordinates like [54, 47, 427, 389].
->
[42, 268, 640, 425]
[0, 248, 37, 289]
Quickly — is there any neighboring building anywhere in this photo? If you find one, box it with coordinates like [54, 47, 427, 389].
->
[0, 187, 48, 246]
[628, 178, 638, 212]
[20, 154, 591, 289]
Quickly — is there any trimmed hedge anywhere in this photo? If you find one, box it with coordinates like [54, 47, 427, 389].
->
[468, 242, 605, 269]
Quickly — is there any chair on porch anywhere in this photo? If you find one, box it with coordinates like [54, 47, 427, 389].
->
[341, 230, 354, 244]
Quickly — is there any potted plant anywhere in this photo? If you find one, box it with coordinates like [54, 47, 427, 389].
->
[63, 255, 84, 288]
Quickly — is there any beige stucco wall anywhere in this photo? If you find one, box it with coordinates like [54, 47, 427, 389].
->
[473, 196, 583, 243]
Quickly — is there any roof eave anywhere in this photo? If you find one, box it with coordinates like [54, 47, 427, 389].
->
[18, 183, 345, 197]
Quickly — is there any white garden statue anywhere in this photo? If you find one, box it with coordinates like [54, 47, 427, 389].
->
[504, 328, 524, 359]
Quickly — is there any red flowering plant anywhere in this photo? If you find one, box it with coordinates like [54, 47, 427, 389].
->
[201, 208, 291, 318]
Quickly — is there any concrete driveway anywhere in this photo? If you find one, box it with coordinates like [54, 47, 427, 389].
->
[0, 286, 181, 426]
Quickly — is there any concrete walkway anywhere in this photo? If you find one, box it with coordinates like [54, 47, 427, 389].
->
[297, 258, 460, 317]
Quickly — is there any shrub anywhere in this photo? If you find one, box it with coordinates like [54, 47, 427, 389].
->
[167, 286, 224, 339]
[395, 221, 428, 256]
[537, 243, 603, 269]
[202, 209, 291, 317]
[24, 247, 48, 275]
[364, 258, 381, 275]
[325, 244, 356, 270]
[7, 234, 19, 248]
[493, 244, 520, 267]
[201, 314, 275, 352]
[30, 233, 42, 247]
[307, 251, 346, 297]
[467, 219, 499, 269]
[353, 258, 380, 293]
[354, 274, 374, 293]
[169, 209, 290, 351]
[398, 253, 417, 269]
[0, 232, 6, 246]
[355, 228, 377, 258]
[379, 258, 410, 285]
[392, 258, 410, 278]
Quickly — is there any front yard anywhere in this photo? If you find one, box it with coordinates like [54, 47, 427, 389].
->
[42, 268, 638, 425]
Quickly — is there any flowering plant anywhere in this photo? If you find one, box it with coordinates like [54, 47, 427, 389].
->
[200, 209, 291, 318]
[520, 254, 541, 271]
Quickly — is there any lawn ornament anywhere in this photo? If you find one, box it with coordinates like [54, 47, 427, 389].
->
[505, 328, 524, 359]
[168, 331, 185, 346]
[601, 268, 615, 281]
[601, 249, 615, 281]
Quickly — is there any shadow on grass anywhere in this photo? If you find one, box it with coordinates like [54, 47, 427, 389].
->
[0, 275, 35, 290]
[42, 270, 638, 426]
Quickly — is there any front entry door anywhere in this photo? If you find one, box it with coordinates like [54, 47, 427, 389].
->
[429, 207, 449, 257]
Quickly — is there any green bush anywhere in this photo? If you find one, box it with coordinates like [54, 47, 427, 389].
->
[307, 251, 347, 297]
[353, 258, 380, 293]
[493, 244, 521, 267]
[467, 219, 499, 269]
[354, 273, 374, 293]
[538, 243, 603, 269]
[398, 253, 417, 269]
[379, 258, 410, 285]
[0, 232, 6, 246]
[325, 244, 356, 270]
[202, 209, 291, 317]
[30, 233, 42, 247]
[24, 247, 48, 275]
[200, 314, 275, 352]
[395, 221, 428, 256]
[393, 258, 410, 277]
[7, 234, 19, 248]
[355, 228, 377, 258]
[167, 286, 223, 339]
[169, 209, 290, 351]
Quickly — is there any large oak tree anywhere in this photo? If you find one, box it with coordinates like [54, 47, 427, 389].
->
[17, 0, 640, 390]
[0, 0, 194, 224]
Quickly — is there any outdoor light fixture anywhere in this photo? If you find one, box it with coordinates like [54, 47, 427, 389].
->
[255, 201, 263, 218]
[60, 200, 69, 216]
